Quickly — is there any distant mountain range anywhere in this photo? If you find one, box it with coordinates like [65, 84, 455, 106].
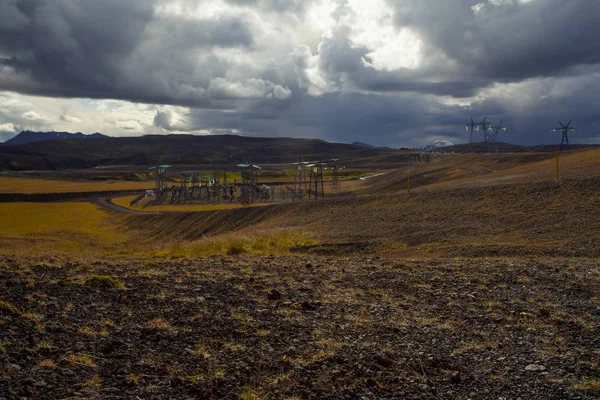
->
[3, 131, 108, 146]
[0, 131, 395, 171]
[0, 131, 597, 171]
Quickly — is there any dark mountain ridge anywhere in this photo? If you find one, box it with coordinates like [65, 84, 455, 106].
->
[0, 133, 393, 171]
[3, 131, 107, 146]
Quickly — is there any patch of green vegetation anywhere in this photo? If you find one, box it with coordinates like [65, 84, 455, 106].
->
[83, 275, 125, 289]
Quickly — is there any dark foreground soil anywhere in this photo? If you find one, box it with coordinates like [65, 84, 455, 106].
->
[1, 256, 599, 399]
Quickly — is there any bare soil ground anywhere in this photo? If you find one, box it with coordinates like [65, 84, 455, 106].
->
[1, 256, 599, 399]
[2, 151, 600, 399]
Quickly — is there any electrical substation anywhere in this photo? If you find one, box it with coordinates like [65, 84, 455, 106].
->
[134, 157, 348, 208]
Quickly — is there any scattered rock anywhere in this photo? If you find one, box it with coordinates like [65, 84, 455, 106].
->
[450, 371, 461, 384]
[525, 364, 546, 372]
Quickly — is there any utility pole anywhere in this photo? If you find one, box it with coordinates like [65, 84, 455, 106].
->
[552, 120, 575, 151]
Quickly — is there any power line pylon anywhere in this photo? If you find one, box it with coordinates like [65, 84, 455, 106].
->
[486, 120, 507, 153]
[465, 118, 477, 146]
[552, 120, 575, 151]
[476, 117, 492, 152]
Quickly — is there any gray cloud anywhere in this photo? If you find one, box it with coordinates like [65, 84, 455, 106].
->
[0, 0, 599, 146]
[391, 0, 600, 83]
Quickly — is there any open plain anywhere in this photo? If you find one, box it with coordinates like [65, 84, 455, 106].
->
[1, 149, 599, 399]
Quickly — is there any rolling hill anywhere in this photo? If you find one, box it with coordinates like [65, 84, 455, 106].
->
[0, 133, 395, 171]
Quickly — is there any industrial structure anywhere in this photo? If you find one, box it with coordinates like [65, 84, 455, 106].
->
[553, 121, 575, 151]
[465, 117, 507, 153]
[137, 157, 344, 208]
[466, 118, 477, 145]
[486, 121, 507, 152]
[149, 159, 171, 203]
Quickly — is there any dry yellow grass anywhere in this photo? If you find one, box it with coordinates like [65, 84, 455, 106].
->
[364, 148, 600, 194]
[0, 202, 130, 255]
[0, 200, 314, 259]
[147, 230, 316, 258]
[419, 148, 600, 191]
[0, 176, 150, 194]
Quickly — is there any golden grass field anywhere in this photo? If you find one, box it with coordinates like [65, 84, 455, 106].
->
[0, 201, 315, 259]
[0, 176, 151, 193]
[0, 202, 129, 256]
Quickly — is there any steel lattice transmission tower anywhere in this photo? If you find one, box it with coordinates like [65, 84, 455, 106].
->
[552, 120, 575, 151]
[465, 118, 477, 145]
[477, 117, 493, 143]
[486, 121, 507, 152]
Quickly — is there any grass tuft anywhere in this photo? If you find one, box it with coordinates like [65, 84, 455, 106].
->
[240, 385, 267, 400]
[572, 378, 600, 395]
[0, 300, 21, 315]
[38, 359, 58, 369]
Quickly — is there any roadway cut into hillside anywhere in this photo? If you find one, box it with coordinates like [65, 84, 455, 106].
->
[126, 175, 600, 258]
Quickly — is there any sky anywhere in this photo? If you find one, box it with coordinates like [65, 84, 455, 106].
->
[0, 0, 599, 147]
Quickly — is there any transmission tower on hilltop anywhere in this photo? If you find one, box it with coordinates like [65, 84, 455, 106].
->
[465, 118, 477, 144]
[486, 121, 507, 152]
[552, 121, 575, 151]
[477, 117, 493, 143]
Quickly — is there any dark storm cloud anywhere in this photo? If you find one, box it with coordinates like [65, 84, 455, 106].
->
[391, 0, 600, 83]
[0, 0, 599, 146]
[0, 0, 257, 106]
[176, 91, 474, 146]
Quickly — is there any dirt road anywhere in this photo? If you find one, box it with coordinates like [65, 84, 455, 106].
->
[94, 197, 159, 215]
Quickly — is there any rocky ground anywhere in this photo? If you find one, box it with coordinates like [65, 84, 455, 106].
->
[1, 255, 599, 399]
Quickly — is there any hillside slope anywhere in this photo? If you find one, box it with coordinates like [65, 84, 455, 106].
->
[126, 176, 600, 258]
[364, 148, 600, 194]
[0, 134, 394, 171]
